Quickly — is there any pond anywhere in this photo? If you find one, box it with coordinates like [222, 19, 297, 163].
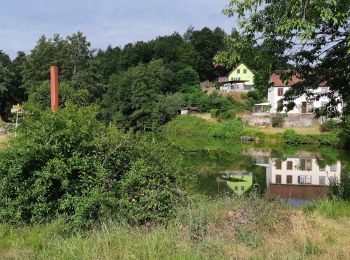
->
[185, 145, 350, 206]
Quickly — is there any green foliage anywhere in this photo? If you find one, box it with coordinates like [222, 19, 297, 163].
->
[0, 51, 26, 120]
[163, 115, 244, 139]
[0, 105, 188, 227]
[163, 116, 211, 137]
[283, 129, 340, 147]
[224, 0, 350, 117]
[320, 120, 339, 132]
[271, 114, 286, 128]
[340, 116, 350, 149]
[210, 109, 219, 118]
[304, 200, 350, 219]
[102, 59, 180, 130]
[210, 119, 244, 138]
[176, 66, 200, 89]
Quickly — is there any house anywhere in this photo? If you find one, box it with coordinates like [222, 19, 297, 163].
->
[217, 171, 253, 196]
[219, 63, 255, 93]
[258, 152, 341, 202]
[263, 73, 343, 114]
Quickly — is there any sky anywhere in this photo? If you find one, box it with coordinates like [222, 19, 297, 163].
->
[0, 0, 236, 59]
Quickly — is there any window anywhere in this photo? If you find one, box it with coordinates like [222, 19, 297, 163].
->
[277, 100, 283, 111]
[287, 161, 293, 170]
[320, 87, 329, 93]
[276, 175, 282, 184]
[237, 69, 240, 74]
[329, 176, 338, 185]
[330, 164, 337, 172]
[243, 69, 247, 74]
[300, 159, 312, 171]
[307, 102, 314, 113]
[319, 176, 326, 185]
[319, 161, 326, 171]
[275, 159, 282, 170]
[287, 175, 293, 184]
[305, 159, 312, 171]
[298, 176, 312, 184]
[278, 88, 284, 96]
[233, 77, 240, 81]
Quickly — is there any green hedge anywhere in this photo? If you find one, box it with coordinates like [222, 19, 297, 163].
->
[283, 129, 341, 147]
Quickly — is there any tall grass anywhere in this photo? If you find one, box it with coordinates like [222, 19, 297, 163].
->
[2, 196, 348, 259]
[304, 200, 350, 219]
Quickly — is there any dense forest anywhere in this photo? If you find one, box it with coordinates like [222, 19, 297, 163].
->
[0, 26, 273, 130]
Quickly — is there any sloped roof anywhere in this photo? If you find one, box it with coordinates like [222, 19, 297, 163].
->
[268, 184, 328, 200]
[228, 63, 253, 76]
[270, 73, 301, 87]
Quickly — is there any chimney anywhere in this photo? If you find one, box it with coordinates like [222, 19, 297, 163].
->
[50, 65, 59, 112]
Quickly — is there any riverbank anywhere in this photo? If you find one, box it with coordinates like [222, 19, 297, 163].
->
[163, 115, 341, 148]
[1, 197, 350, 259]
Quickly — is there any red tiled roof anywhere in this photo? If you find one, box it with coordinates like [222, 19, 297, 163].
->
[268, 184, 328, 200]
[270, 73, 301, 87]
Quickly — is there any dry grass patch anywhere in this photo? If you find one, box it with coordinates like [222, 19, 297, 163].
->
[251, 126, 321, 135]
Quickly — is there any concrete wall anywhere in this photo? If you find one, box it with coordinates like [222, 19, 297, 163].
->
[241, 114, 319, 127]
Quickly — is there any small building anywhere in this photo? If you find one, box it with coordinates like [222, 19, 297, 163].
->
[179, 107, 198, 115]
[218, 63, 255, 93]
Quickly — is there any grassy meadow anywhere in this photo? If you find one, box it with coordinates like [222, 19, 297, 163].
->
[0, 197, 350, 259]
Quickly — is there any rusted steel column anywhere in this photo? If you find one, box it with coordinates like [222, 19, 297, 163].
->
[50, 65, 59, 112]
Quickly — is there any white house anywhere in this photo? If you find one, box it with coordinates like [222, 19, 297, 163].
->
[260, 152, 342, 201]
[254, 73, 343, 115]
[266, 156, 341, 187]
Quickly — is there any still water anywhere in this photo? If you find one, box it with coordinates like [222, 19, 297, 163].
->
[186, 146, 350, 205]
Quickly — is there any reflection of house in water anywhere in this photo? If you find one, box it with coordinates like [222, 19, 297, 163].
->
[217, 171, 253, 195]
[259, 152, 341, 201]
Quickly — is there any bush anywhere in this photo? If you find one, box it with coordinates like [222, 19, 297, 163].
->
[210, 109, 219, 118]
[162, 115, 211, 137]
[320, 119, 339, 132]
[283, 129, 300, 145]
[221, 109, 236, 120]
[341, 116, 350, 149]
[211, 119, 244, 138]
[0, 105, 188, 227]
[271, 114, 286, 128]
[283, 129, 340, 147]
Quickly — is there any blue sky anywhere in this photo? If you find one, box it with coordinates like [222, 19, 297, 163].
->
[0, 0, 235, 58]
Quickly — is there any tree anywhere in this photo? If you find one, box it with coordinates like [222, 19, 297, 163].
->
[102, 59, 179, 130]
[0, 51, 26, 121]
[23, 32, 102, 104]
[224, 0, 350, 117]
[187, 27, 228, 81]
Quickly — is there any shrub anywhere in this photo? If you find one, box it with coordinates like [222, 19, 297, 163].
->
[320, 119, 339, 132]
[221, 109, 236, 120]
[0, 105, 188, 227]
[271, 114, 286, 128]
[210, 109, 219, 118]
[211, 119, 244, 138]
[283, 129, 300, 145]
[283, 129, 340, 147]
[162, 115, 210, 137]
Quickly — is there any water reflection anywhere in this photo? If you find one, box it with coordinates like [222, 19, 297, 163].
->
[258, 152, 341, 205]
[192, 148, 348, 204]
